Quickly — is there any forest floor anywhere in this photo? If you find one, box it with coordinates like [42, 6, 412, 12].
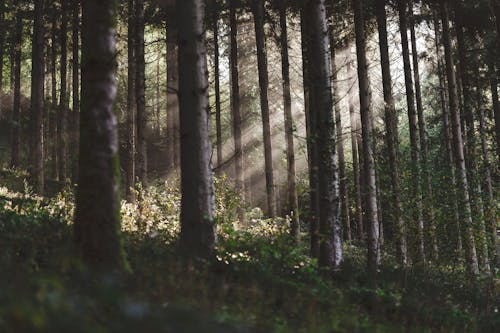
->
[0, 169, 498, 333]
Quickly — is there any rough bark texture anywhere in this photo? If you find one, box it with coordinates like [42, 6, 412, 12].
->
[440, 0, 479, 278]
[74, 0, 126, 269]
[136, 0, 147, 185]
[304, 0, 341, 269]
[177, 0, 216, 257]
[166, 8, 179, 172]
[50, 8, 58, 179]
[59, 0, 68, 181]
[352, 0, 380, 271]
[279, 1, 299, 241]
[213, 10, 223, 172]
[229, 2, 244, 199]
[126, 0, 136, 202]
[375, 0, 406, 264]
[253, 0, 276, 217]
[30, 0, 45, 193]
[10, 15, 21, 168]
[491, 0, 500, 160]
[71, 0, 80, 182]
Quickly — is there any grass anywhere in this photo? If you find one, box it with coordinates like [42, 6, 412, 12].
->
[0, 170, 498, 332]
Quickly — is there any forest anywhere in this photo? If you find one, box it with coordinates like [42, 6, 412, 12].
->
[0, 0, 499, 331]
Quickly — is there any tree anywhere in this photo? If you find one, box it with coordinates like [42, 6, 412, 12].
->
[279, 0, 299, 241]
[166, 4, 179, 172]
[30, 0, 45, 193]
[304, 0, 341, 268]
[74, 0, 126, 269]
[0, 0, 5, 121]
[10, 13, 22, 168]
[126, 0, 136, 202]
[439, 0, 479, 278]
[59, 0, 68, 181]
[177, 0, 216, 257]
[253, 0, 276, 217]
[71, 0, 80, 182]
[136, 0, 147, 185]
[50, 4, 58, 179]
[352, 0, 380, 271]
[212, 1, 223, 172]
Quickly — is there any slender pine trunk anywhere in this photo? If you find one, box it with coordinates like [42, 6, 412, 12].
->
[126, 0, 136, 201]
[58, 0, 68, 181]
[136, 0, 147, 185]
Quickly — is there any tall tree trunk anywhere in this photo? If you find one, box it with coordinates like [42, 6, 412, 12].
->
[304, 0, 341, 268]
[229, 1, 244, 201]
[0, 0, 4, 120]
[454, 2, 490, 273]
[177, 0, 216, 257]
[253, 0, 276, 217]
[348, 60, 363, 241]
[10, 14, 22, 168]
[74, 0, 126, 269]
[59, 0, 68, 181]
[353, 0, 380, 271]
[166, 7, 179, 172]
[410, 1, 439, 261]
[329, 27, 351, 242]
[126, 0, 136, 201]
[155, 55, 161, 139]
[301, 9, 319, 258]
[136, 0, 147, 185]
[398, 0, 425, 264]
[71, 0, 80, 182]
[375, 0, 407, 264]
[50, 7, 58, 179]
[30, 0, 45, 193]
[212, 10, 223, 172]
[488, 56, 500, 162]
[279, 1, 299, 241]
[440, 0, 479, 278]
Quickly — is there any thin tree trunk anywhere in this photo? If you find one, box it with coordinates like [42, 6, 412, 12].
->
[440, 0, 479, 278]
[30, 0, 45, 193]
[59, 0, 68, 181]
[126, 0, 136, 201]
[74, 0, 126, 269]
[398, 0, 425, 264]
[279, 1, 299, 241]
[166, 8, 179, 172]
[213, 10, 223, 172]
[353, 0, 380, 271]
[155, 55, 161, 139]
[229, 2, 244, 201]
[253, 0, 276, 217]
[304, 0, 341, 268]
[177, 0, 216, 257]
[136, 0, 147, 185]
[0, 0, 4, 120]
[71, 0, 80, 182]
[488, 56, 500, 162]
[10, 14, 22, 168]
[375, 0, 406, 264]
[329, 27, 351, 242]
[50, 7, 58, 179]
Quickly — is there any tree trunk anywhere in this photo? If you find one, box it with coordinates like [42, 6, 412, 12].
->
[166, 7, 179, 172]
[352, 0, 380, 271]
[74, 0, 127, 269]
[440, 0, 479, 278]
[488, 56, 500, 162]
[126, 0, 136, 201]
[329, 27, 351, 242]
[212, 10, 223, 172]
[0, 0, 4, 120]
[59, 0, 68, 181]
[253, 0, 276, 217]
[71, 0, 80, 182]
[10, 14, 22, 168]
[375, 0, 407, 264]
[304, 0, 341, 268]
[279, 1, 299, 241]
[229, 1, 244, 200]
[155, 55, 161, 139]
[177, 0, 216, 257]
[50, 7, 58, 180]
[30, 0, 45, 193]
[136, 0, 147, 185]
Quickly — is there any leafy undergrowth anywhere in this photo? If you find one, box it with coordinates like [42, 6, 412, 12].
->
[0, 172, 498, 332]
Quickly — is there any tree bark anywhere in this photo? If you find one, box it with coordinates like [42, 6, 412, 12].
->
[177, 0, 216, 257]
[252, 0, 276, 217]
[229, 1, 244, 200]
[30, 0, 45, 193]
[166, 7, 179, 172]
[71, 0, 80, 182]
[279, 1, 299, 241]
[375, 0, 407, 264]
[59, 0, 68, 181]
[440, 0, 479, 278]
[304, 0, 341, 268]
[50, 7, 58, 179]
[126, 0, 136, 201]
[353, 0, 380, 271]
[0, 0, 4, 121]
[212, 9, 223, 172]
[10, 14, 22, 168]
[136, 0, 147, 185]
[74, 0, 126, 269]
